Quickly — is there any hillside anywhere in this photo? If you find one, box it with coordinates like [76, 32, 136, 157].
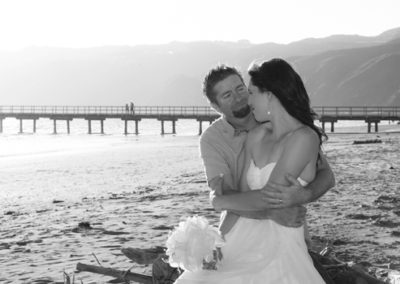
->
[0, 27, 399, 106]
[293, 38, 400, 106]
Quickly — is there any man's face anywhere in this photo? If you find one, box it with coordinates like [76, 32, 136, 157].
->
[212, 74, 251, 120]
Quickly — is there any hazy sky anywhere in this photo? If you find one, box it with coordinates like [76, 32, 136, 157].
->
[0, 0, 399, 50]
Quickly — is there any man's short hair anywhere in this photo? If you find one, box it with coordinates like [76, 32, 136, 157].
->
[203, 65, 244, 105]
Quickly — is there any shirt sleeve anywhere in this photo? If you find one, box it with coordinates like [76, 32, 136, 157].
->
[200, 136, 234, 190]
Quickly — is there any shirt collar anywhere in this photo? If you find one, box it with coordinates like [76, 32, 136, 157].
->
[233, 128, 249, 136]
[220, 117, 250, 137]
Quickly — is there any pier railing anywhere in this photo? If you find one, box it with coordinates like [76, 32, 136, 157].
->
[0, 105, 399, 118]
[0, 105, 218, 116]
[313, 106, 399, 119]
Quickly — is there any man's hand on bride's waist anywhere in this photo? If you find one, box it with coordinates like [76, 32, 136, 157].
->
[269, 206, 307, 228]
[261, 174, 310, 209]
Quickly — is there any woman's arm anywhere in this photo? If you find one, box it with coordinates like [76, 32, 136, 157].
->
[261, 139, 333, 208]
[268, 127, 319, 188]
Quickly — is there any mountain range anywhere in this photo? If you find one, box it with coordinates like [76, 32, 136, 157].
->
[1, 27, 400, 106]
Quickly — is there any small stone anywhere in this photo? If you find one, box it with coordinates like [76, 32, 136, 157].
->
[391, 231, 400, 237]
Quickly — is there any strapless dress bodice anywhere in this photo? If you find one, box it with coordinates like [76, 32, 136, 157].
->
[246, 160, 308, 190]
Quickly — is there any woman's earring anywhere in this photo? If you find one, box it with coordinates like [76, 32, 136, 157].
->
[267, 110, 271, 115]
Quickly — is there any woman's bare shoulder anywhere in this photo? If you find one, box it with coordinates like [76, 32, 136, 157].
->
[286, 126, 319, 150]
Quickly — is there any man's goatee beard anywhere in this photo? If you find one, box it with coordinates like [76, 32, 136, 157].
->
[233, 105, 251, 118]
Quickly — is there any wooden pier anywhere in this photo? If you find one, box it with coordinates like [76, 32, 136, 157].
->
[0, 106, 399, 135]
[0, 105, 218, 135]
[314, 106, 400, 133]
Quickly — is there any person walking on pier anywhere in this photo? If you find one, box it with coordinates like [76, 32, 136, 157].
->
[130, 102, 135, 115]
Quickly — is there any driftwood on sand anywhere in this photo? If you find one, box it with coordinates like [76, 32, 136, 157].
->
[122, 246, 166, 265]
[76, 246, 389, 284]
[353, 139, 382, 144]
[76, 262, 153, 283]
[309, 250, 386, 284]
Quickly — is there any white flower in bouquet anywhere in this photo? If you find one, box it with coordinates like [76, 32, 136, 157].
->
[165, 216, 224, 272]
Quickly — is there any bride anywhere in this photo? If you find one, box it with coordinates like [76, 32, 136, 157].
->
[174, 58, 326, 283]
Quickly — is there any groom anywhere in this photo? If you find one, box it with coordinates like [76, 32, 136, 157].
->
[199, 64, 335, 282]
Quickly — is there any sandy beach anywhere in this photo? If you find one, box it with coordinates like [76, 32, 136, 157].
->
[1, 125, 400, 283]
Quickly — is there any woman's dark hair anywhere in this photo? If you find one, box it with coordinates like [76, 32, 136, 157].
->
[248, 58, 327, 147]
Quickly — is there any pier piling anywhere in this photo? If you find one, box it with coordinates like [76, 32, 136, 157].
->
[135, 120, 139, 135]
[160, 120, 165, 135]
[88, 120, 92, 134]
[172, 120, 176, 134]
[199, 121, 203, 135]
[53, 119, 57, 134]
[33, 119, 37, 133]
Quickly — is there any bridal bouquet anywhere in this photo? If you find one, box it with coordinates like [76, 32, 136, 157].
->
[165, 216, 225, 272]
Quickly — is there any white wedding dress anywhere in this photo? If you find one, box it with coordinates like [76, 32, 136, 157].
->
[174, 161, 325, 284]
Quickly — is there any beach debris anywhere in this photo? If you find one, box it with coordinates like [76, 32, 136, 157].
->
[332, 239, 348, 246]
[16, 240, 29, 246]
[152, 225, 174, 231]
[92, 252, 102, 266]
[79, 221, 92, 229]
[63, 271, 74, 284]
[31, 277, 61, 283]
[109, 193, 125, 200]
[52, 199, 64, 204]
[353, 139, 382, 144]
[102, 230, 129, 235]
[391, 231, 400, 237]
[310, 249, 386, 284]
[152, 254, 181, 283]
[0, 243, 11, 250]
[76, 245, 388, 284]
[71, 221, 129, 236]
[346, 213, 381, 221]
[374, 195, 400, 205]
[373, 218, 400, 228]
[71, 221, 94, 233]
[76, 262, 153, 284]
[36, 209, 50, 214]
[191, 179, 207, 184]
[122, 246, 165, 265]
[374, 195, 400, 212]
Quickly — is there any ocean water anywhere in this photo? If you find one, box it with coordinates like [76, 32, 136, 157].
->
[1, 116, 397, 155]
[0, 117, 204, 159]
